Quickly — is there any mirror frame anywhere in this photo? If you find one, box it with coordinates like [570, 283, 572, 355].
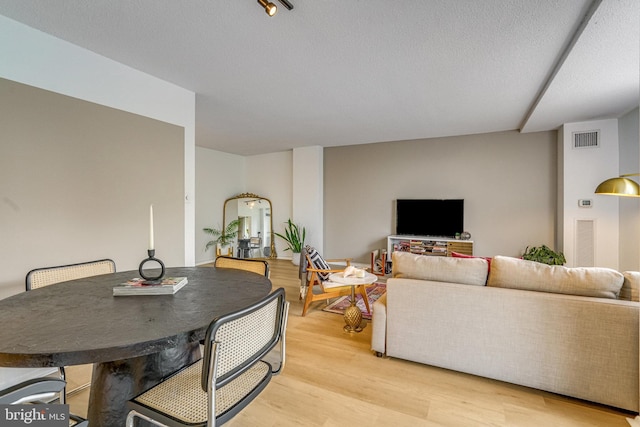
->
[223, 192, 277, 259]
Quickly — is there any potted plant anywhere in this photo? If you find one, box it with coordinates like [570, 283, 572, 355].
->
[522, 245, 566, 265]
[274, 219, 306, 265]
[204, 219, 240, 256]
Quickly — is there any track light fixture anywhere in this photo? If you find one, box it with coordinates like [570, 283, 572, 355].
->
[277, 0, 294, 10]
[257, 0, 277, 16]
[257, 0, 293, 17]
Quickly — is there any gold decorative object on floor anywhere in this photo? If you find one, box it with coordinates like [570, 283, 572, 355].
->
[343, 287, 364, 332]
[327, 270, 377, 333]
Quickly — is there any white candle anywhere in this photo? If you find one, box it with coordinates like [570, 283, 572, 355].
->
[149, 205, 154, 250]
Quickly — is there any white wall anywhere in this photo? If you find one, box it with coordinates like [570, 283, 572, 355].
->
[247, 151, 293, 259]
[292, 146, 324, 251]
[195, 149, 294, 264]
[559, 119, 620, 268]
[0, 15, 196, 266]
[195, 147, 245, 265]
[618, 107, 640, 271]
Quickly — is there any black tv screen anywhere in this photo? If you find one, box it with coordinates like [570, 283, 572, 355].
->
[396, 199, 464, 237]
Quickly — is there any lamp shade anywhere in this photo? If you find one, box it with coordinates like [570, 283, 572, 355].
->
[594, 177, 640, 197]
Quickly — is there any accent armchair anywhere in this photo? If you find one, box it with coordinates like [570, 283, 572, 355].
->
[300, 245, 371, 316]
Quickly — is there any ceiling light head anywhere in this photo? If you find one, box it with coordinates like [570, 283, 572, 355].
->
[257, 0, 277, 16]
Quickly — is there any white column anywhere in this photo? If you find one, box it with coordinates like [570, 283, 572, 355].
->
[558, 119, 619, 269]
[293, 146, 324, 252]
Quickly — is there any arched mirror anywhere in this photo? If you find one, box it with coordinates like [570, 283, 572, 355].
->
[223, 192, 276, 259]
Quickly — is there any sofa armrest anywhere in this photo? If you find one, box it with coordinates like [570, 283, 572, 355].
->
[371, 292, 387, 355]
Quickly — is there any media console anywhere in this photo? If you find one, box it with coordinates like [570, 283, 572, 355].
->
[387, 235, 473, 258]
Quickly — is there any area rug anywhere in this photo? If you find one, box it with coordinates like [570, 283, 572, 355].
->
[322, 282, 386, 320]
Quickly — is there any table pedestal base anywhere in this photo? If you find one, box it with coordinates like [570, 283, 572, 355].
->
[88, 339, 200, 427]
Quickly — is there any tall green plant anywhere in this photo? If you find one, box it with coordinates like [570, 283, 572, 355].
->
[274, 219, 306, 253]
[203, 219, 240, 251]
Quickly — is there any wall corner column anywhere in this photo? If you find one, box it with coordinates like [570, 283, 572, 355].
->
[292, 146, 324, 252]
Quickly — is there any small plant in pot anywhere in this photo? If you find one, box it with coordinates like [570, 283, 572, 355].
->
[203, 219, 240, 256]
[522, 245, 566, 265]
[274, 219, 306, 265]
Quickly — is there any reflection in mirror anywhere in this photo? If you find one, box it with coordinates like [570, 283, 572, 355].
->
[223, 193, 276, 259]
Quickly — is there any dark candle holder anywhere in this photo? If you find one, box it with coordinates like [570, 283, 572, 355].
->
[138, 249, 165, 282]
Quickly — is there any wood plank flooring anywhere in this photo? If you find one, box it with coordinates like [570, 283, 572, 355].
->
[67, 259, 635, 426]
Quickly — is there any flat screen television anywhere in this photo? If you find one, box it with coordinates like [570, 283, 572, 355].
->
[395, 199, 464, 237]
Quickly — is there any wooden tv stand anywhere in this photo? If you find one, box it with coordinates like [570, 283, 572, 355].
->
[387, 235, 473, 258]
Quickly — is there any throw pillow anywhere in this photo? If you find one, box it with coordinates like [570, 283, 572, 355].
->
[305, 245, 331, 281]
[486, 255, 623, 299]
[391, 251, 489, 286]
[451, 251, 492, 273]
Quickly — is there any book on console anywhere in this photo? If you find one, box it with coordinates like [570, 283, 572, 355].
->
[113, 276, 188, 296]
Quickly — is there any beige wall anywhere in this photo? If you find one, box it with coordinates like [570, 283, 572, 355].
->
[324, 130, 557, 262]
[0, 79, 185, 298]
[2, 16, 196, 267]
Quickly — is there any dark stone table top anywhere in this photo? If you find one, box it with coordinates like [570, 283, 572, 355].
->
[0, 266, 271, 367]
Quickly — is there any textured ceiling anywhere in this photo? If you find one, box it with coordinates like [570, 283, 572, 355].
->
[0, 0, 637, 155]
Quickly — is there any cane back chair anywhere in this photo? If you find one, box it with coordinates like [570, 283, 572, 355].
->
[26, 258, 116, 290]
[0, 377, 88, 426]
[214, 255, 269, 278]
[24, 258, 116, 404]
[126, 287, 289, 427]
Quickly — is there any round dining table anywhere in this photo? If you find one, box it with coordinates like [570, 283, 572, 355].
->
[0, 266, 272, 427]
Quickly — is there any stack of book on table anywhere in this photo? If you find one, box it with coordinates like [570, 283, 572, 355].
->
[113, 277, 188, 296]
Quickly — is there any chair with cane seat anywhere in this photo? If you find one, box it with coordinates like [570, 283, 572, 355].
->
[300, 245, 371, 317]
[249, 236, 262, 257]
[0, 377, 66, 405]
[26, 258, 116, 291]
[0, 377, 88, 426]
[126, 287, 289, 427]
[25, 258, 116, 404]
[214, 255, 269, 277]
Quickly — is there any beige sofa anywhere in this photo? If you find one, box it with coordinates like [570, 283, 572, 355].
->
[371, 252, 640, 412]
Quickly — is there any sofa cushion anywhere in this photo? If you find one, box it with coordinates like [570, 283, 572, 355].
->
[620, 271, 640, 302]
[487, 255, 624, 299]
[392, 251, 488, 286]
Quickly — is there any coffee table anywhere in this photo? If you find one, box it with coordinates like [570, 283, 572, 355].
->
[327, 271, 377, 332]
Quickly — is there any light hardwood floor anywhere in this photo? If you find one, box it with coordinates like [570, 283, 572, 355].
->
[68, 259, 635, 426]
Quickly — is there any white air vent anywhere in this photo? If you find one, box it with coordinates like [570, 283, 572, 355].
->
[572, 130, 600, 149]
[575, 219, 595, 267]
